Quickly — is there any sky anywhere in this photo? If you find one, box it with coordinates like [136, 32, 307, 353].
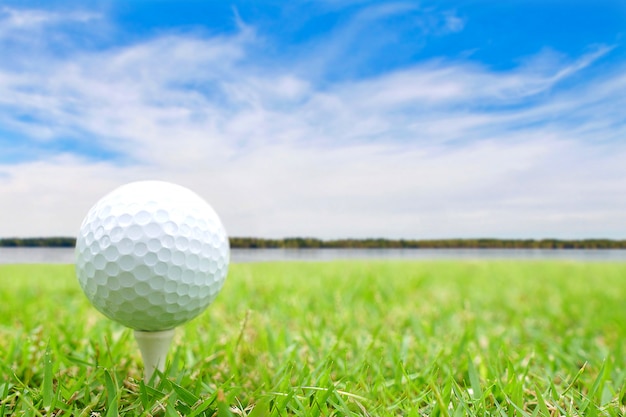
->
[0, 0, 625, 240]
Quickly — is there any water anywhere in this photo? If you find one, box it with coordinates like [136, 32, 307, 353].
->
[0, 247, 77, 264]
[2, 247, 626, 264]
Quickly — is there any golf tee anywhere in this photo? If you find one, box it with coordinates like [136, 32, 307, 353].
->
[134, 328, 175, 383]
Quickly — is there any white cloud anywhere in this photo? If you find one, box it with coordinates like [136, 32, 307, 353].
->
[0, 6, 100, 48]
[0, 6, 97, 29]
[0, 8, 625, 239]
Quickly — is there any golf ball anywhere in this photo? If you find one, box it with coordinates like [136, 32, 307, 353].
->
[75, 181, 229, 331]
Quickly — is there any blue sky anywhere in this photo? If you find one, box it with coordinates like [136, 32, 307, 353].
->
[0, 1, 625, 239]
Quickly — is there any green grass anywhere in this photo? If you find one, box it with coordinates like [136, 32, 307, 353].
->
[1, 261, 625, 416]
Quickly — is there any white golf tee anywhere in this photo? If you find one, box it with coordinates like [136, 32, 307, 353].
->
[134, 329, 175, 383]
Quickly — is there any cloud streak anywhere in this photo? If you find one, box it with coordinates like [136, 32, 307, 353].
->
[0, 6, 97, 30]
[0, 6, 625, 239]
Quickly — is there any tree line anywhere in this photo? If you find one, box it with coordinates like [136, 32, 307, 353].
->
[231, 237, 626, 249]
[0, 237, 76, 247]
[2, 236, 626, 249]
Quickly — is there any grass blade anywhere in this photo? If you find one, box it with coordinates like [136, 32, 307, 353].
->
[42, 345, 54, 411]
[169, 380, 200, 407]
[580, 359, 607, 413]
[104, 370, 118, 417]
[467, 359, 482, 401]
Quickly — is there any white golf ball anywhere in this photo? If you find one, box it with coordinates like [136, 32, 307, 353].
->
[75, 181, 229, 331]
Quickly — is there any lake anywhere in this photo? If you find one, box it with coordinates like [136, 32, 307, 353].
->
[2, 247, 626, 264]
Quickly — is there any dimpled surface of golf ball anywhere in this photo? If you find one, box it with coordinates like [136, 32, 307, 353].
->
[75, 181, 229, 331]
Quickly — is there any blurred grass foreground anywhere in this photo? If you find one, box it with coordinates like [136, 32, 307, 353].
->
[0, 261, 625, 416]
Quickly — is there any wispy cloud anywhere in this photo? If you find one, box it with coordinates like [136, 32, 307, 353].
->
[281, 2, 467, 81]
[0, 6, 624, 238]
[0, 6, 97, 28]
[0, 6, 100, 48]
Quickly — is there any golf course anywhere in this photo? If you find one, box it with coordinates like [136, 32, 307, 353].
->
[2, 0, 626, 415]
[1, 260, 624, 416]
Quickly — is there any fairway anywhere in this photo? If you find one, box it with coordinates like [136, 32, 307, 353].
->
[1, 261, 625, 416]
